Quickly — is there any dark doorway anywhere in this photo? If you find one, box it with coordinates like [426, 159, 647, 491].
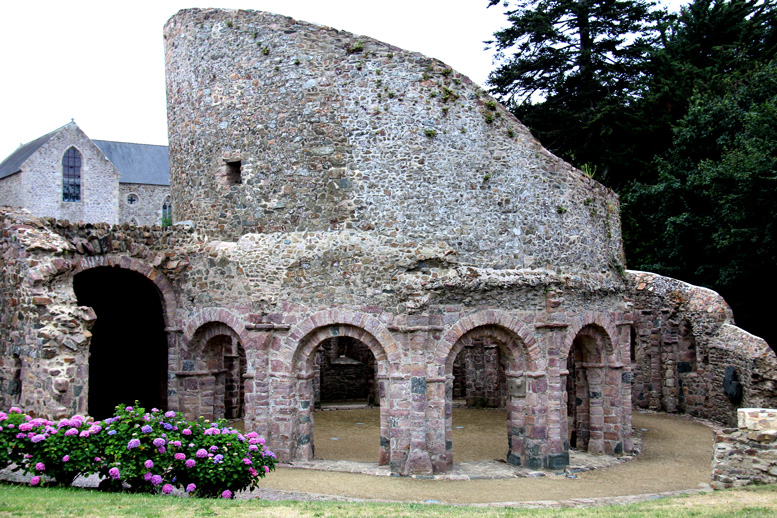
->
[73, 267, 167, 419]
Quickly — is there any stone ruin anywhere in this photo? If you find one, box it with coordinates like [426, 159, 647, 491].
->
[1, 8, 775, 476]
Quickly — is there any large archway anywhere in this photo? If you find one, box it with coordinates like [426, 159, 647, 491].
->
[445, 325, 529, 468]
[289, 322, 391, 465]
[73, 266, 167, 419]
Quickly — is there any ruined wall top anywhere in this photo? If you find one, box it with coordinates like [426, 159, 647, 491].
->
[164, 8, 624, 280]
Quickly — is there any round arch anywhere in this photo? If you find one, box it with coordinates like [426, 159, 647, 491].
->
[278, 310, 394, 465]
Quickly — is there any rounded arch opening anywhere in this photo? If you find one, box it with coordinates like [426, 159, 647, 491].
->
[445, 325, 528, 467]
[73, 266, 167, 419]
[183, 322, 246, 423]
[290, 323, 390, 465]
[564, 324, 617, 455]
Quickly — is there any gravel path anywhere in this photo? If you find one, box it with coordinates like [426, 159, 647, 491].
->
[253, 411, 715, 505]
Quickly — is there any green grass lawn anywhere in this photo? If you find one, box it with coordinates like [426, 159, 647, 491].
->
[0, 483, 776, 518]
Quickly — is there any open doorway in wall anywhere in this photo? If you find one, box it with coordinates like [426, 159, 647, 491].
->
[450, 334, 511, 462]
[312, 336, 379, 462]
[73, 267, 167, 419]
[184, 323, 246, 424]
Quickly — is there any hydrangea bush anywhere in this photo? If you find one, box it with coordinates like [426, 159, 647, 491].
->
[0, 404, 275, 498]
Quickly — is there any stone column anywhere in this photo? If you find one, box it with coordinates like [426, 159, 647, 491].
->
[165, 328, 183, 412]
[426, 375, 447, 473]
[585, 363, 605, 454]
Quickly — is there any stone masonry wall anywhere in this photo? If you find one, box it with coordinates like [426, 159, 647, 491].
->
[164, 8, 624, 284]
[712, 408, 777, 488]
[625, 271, 777, 426]
[119, 184, 171, 226]
[17, 123, 120, 225]
[0, 172, 22, 208]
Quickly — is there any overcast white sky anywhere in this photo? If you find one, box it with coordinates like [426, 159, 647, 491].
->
[0, 0, 687, 160]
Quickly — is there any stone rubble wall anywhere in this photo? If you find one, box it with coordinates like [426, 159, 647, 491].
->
[164, 8, 624, 284]
[712, 408, 777, 488]
[625, 271, 777, 426]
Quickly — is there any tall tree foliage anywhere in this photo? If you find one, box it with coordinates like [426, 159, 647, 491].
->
[625, 61, 777, 345]
[486, 0, 665, 186]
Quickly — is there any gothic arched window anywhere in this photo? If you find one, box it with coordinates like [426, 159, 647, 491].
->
[62, 147, 82, 202]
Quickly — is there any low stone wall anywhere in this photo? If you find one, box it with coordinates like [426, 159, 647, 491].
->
[712, 408, 777, 488]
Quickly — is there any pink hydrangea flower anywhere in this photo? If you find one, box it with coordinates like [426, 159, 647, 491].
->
[150, 475, 163, 486]
[109, 467, 120, 480]
[144, 472, 153, 481]
[125, 406, 133, 412]
[30, 476, 40, 486]
[185, 459, 195, 468]
[35, 463, 45, 472]
[165, 411, 176, 418]
[62, 455, 70, 462]
[242, 458, 252, 465]
[195, 449, 208, 458]
[162, 484, 173, 494]
[174, 453, 185, 461]
[264, 466, 270, 473]
[64, 428, 78, 437]
[248, 467, 258, 477]
[221, 490, 232, 499]
[182, 428, 192, 436]
[9, 407, 21, 413]
[144, 460, 154, 469]
[186, 483, 196, 493]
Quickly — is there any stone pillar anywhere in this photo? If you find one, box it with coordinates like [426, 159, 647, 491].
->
[505, 372, 526, 466]
[377, 374, 390, 465]
[539, 323, 570, 469]
[426, 375, 447, 473]
[585, 364, 605, 454]
[165, 329, 183, 412]
[267, 372, 296, 463]
[523, 371, 549, 468]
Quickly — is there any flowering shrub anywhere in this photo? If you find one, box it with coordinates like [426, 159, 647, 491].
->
[0, 407, 29, 469]
[0, 403, 275, 498]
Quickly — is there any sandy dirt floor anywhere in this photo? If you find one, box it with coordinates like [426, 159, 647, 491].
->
[259, 409, 715, 504]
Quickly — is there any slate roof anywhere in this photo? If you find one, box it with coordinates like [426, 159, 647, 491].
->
[93, 140, 170, 186]
[0, 126, 63, 180]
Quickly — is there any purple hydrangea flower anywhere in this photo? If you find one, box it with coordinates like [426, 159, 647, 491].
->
[182, 428, 192, 436]
[209, 445, 218, 453]
[141, 425, 152, 433]
[79, 430, 90, 438]
[127, 439, 140, 449]
[185, 459, 196, 468]
[30, 476, 40, 486]
[164, 411, 176, 418]
[150, 475, 163, 486]
[162, 483, 173, 494]
[64, 428, 78, 436]
[242, 458, 252, 465]
[171, 440, 181, 448]
[153, 438, 165, 447]
[144, 460, 154, 469]
[125, 406, 133, 412]
[221, 490, 232, 499]
[186, 483, 196, 493]
[174, 453, 185, 461]
[213, 454, 224, 464]
[195, 449, 208, 458]
[109, 467, 120, 480]
[108, 430, 117, 435]
[157, 447, 166, 454]
[163, 423, 173, 430]
[31, 434, 46, 443]
[144, 472, 153, 481]
[249, 445, 258, 452]
[35, 462, 45, 472]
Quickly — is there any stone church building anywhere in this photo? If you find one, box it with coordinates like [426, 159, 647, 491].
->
[1, 8, 775, 476]
[0, 121, 171, 227]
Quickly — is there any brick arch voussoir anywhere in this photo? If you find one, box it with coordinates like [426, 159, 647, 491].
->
[72, 255, 177, 327]
[285, 310, 394, 377]
[182, 309, 249, 352]
[438, 310, 539, 376]
[561, 313, 619, 361]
